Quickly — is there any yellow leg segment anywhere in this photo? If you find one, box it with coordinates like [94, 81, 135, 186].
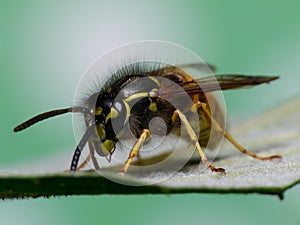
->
[76, 153, 91, 170]
[65, 141, 101, 172]
[198, 102, 282, 160]
[175, 109, 225, 173]
[121, 129, 151, 173]
[64, 153, 91, 172]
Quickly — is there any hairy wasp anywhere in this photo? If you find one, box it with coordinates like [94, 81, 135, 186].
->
[14, 61, 281, 174]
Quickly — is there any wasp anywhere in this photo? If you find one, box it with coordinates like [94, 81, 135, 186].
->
[13, 62, 281, 174]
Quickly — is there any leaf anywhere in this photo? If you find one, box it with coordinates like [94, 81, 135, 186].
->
[1, 96, 300, 200]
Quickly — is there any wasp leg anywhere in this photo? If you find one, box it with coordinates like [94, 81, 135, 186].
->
[76, 153, 91, 170]
[174, 109, 225, 173]
[134, 152, 143, 165]
[198, 102, 282, 160]
[65, 152, 93, 172]
[66, 141, 101, 172]
[121, 129, 151, 174]
[88, 141, 101, 171]
[64, 153, 91, 172]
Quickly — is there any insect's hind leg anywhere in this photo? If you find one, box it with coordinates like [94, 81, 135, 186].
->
[121, 129, 151, 174]
[198, 102, 282, 160]
[174, 109, 225, 173]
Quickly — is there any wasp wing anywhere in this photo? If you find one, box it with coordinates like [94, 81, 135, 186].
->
[177, 62, 217, 73]
[161, 75, 279, 98]
[182, 75, 278, 93]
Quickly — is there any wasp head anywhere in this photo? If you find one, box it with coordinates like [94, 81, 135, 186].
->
[85, 92, 128, 160]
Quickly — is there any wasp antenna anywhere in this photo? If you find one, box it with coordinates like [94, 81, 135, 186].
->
[13, 107, 86, 132]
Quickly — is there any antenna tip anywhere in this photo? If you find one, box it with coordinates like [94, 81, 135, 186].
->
[13, 126, 21, 132]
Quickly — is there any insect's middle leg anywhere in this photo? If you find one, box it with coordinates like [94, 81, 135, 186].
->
[197, 101, 282, 160]
[121, 129, 151, 173]
[174, 109, 225, 173]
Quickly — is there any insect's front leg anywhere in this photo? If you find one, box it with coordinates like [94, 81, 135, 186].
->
[121, 129, 151, 174]
[87, 140, 101, 171]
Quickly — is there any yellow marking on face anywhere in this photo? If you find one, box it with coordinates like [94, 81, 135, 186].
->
[105, 113, 111, 123]
[148, 76, 161, 87]
[110, 107, 119, 118]
[96, 124, 106, 140]
[95, 107, 103, 115]
[101, 139, 116, 155]
[149, 102, 157, 112]
[125, 92, 148, 102]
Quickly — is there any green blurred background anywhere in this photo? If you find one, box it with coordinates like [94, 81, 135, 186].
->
[1, 0, 299, 224]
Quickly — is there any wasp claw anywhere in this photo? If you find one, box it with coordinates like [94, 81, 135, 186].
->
[269, 154, 282, 160]
[209, 165, 226, 174]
